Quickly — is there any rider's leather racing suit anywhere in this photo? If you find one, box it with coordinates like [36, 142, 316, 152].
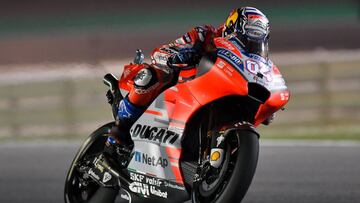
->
[115, 25, 223, 136]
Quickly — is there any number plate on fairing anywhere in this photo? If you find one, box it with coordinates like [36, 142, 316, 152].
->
[217, 36, 287, 92]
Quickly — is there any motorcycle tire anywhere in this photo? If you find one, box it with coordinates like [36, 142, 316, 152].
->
[194, 129, 259, 203]
[64, 122, 117, 203]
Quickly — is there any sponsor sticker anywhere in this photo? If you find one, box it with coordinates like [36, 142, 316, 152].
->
[245, 59, 272, 82]
[129, 182, 150, 197]
[102, 172, 112, 183]
[164, 181, 186, 191]
[150, 185, 168, 198]
[129, 172, 177, 199]
[131, 124, 179, 144]
[216, 60, 235, 77]
[130, 172, 184, 190]
[129, 181, 168, 198]
[130, 172, 145, 182]
[88, 169, 100, 181]
[216, 61, 226, 69]
[134, 83, 160, 95]
[210, 151, 220, 161]
[134, 151, 169, 168]
[216, 38, 236, 51]
[146, 176, 162, 187]
[209, 148, 224, 168]
[217, 49, 244, 72]
[131, 173, 162, 186]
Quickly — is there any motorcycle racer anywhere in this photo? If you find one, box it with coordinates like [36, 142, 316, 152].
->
[105, 7, 272, 167]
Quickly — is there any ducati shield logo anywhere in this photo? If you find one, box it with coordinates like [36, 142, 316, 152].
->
[102, 172, 112, 183]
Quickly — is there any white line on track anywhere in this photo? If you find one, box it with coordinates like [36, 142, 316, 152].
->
[0, 140, 360, 148]
[260, 140, 360, 147]
[0, 140, 81, 148]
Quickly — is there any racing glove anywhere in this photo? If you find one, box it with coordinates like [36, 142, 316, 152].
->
[167, 48, 200, 69]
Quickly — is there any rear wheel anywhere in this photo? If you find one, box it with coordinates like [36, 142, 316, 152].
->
[64, 122, 119, 203]
[193, 129, 259, 203]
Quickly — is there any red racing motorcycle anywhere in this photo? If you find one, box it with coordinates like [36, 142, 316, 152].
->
[64, 35, 290, 203]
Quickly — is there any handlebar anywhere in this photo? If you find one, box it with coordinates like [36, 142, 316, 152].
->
[103, 73, 123, 119]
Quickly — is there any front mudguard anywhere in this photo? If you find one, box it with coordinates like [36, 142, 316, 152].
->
[222, 122, 260, 138]
[210, 121, 260, 148]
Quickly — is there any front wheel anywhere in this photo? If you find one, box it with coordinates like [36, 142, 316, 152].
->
[193, 129, 259, 203]
[64, 122, 119, 203]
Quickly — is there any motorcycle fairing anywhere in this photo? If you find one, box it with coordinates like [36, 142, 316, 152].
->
[118, 36, 289, 200]
[116, 88, 194, 202]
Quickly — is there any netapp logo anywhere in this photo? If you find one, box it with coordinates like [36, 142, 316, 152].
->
[131, 124, 179, 144]
[134, 151, 168, 168]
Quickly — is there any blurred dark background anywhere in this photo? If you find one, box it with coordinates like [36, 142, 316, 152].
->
[0, 0, 359, 64]
[0, 0, 359, 140]
[1, 2, 360, 203]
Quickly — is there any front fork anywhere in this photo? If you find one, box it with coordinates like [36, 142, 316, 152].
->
[206, 104, 227, 169]
[206, 104, 256, 168]
[209, 130, 226, 168]
[208, 120, 256, 168]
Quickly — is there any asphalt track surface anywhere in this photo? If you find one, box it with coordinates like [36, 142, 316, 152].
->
[0, 140, 359, 203]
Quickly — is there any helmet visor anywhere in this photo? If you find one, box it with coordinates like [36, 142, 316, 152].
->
[245, 38, 269, 58]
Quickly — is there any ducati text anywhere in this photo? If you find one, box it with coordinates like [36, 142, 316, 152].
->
[131, 124, 179, 144]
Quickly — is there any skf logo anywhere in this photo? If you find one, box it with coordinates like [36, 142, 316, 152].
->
[134, 151, 169, 168]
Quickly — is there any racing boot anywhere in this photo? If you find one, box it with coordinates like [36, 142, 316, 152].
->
[104, 125, 134, 169]
[104, 97, 144, 169]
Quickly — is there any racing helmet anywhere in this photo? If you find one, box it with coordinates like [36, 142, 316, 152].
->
[223, 7, 270, 58]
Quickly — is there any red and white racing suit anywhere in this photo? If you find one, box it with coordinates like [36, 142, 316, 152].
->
[106, 25, 224, 162]
[123, 25, 223, 114]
